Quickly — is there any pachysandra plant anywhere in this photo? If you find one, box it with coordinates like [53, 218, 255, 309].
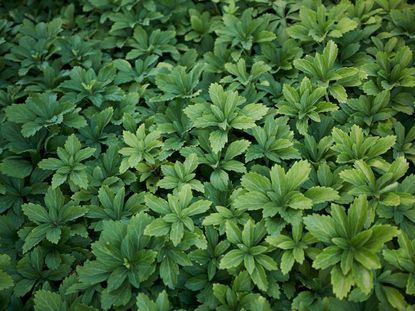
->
[87, 185, 145, 227]
[33, 283, 95, 311]
[211, 271, 266, 310]
[2, 0, 415, 309]
[277, 77, 338, 135]
[382, 175, 415, 234]
[222, 58, 271, 99]
[245, 115, 300, 163]
[55, 34, 99, 68]
[136, 290, 173, 311]
[393, 121, 415, 164]
[294, 40, 366, 103]
[266, 223, 316, 275]
[113, 55, 158, 85]
[287, 3, 358, 43]
[144, 185, 211, 247]
[234, 160, 339, 233]
[362, 44, 415, 96]
[202, 204, 250, 235]
[186, 9, 220, 43]
[38, 134, 96, 189]
[339, 90, 395, 128]
[189, 226, 230, 282]
[5, 18, 62, 76]
[383, 232, 415, 296]
[304, 196, 398, 299]
[184, 83, 268, 153]
[20, 187, 87, 253]
[340, 157, 415, 210]
[5, 93, 86, 137]
[59, 64, 123, 107]
[152, 63, 204, 102]
[219, 220, 278, 291]
[331, 124, 396, 164]
[256, 39, 303, 74]
[299, 133, 335, 165]
[215, 8, 276, 53]
[75, 212, 157, 310]
[14, 246, 72, 298]
[77, 107, 116, 154]
[157, 153, 204, 193]
[155, 101, 194, 160]
[181, 133, 251, 191]
[119, 123, 162, 174]
[126, 25, 177, 60]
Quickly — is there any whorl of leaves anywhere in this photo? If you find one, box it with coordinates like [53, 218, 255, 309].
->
[0, 0, 415, 310]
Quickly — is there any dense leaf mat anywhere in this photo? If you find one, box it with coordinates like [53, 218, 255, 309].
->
[0, 0, 415, 310]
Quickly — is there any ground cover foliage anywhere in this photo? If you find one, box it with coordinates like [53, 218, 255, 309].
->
[0, 0, 415, 310]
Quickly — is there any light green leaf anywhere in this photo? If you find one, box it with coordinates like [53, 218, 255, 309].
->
[144, 219, 170, 236]
[209, 130, 228, 153]
[34, 290, 63, 311]
[220, 249, 244, 269]
[0, 270, 14, 291]
[280, 251, 295, 275]
[304, 186, 339, 204]
[313, 246, 342, 269]
[331, 266, 354, 299]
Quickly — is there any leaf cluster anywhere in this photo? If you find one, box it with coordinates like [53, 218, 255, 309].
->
[1, 0, 415, 310]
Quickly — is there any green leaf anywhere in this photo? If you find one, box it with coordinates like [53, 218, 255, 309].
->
[144, 219, 171, 236]
[107, 267, 127, 291]
[65, 134, 82, 155]
[304, 215, 337, 244]
[241, 172, 271, 193]
[0, 158, 32, 178]
[34, 290, 63, 311]
[331, 266, 354, 299]
[22, 224, 51, 253]
[286, 160, 311, 190]
[170, 221, 184, 246]
[332, 17, 358, 37]
[280, 251, 295, 275]
[352, 263, 373, 295]
[255, 254, 278, 271]
[313, 246, 342, 269]
[184, 200, 211, 217]
[51, 173, 67, 189]
[209, 130, 228, 153]
[46, 227, 61, 244]
[226, 222, 242, 244]
[137, 293, 156, 311]
[145, 194, 169, 214]
[224, 139, 251, 160]
[304, 186, 339, 204]
[244, 255, 256, 274]
[330, 84, 347, 103]
[155, 291, 170, 311]
[70, 170, 89, 189]
[210, 169, 229, 191]
[250, 265, 268, 291]
[160, 257, 179, 288]
[22, 203, 49, 224]
[219, 249, 245, 269]
[38, 158, 64, 171]
[323, 40, 338, 69]
[384, 286, 407, 310]
[0, 270, 14, 291]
